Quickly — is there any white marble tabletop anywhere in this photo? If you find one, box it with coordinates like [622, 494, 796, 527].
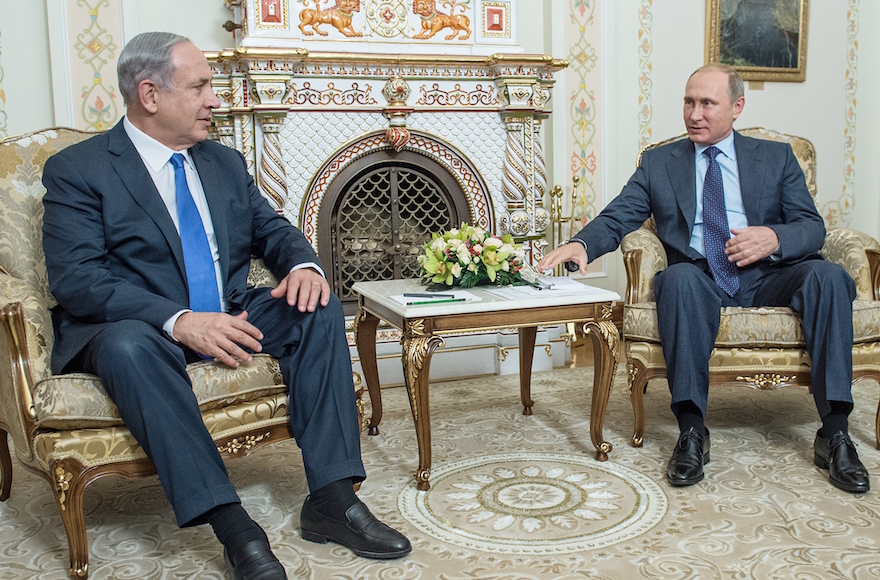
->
[352, 278, 620, 317]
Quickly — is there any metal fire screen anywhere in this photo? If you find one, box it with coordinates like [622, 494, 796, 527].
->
[323, 155, 470, 314]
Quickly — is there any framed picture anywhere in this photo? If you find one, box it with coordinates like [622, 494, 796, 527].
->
[705, 0, 809, 82]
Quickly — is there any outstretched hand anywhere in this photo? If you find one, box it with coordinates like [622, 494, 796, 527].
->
[536, 243, 589, 275]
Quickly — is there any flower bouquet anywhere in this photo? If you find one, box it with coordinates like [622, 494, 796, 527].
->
[417, 223, 526, 288]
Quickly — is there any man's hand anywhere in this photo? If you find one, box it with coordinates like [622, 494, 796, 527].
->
[727, 226, 779, 267]
[174, 311, 263, 368]
[536, 243, 589, 275]
[270, 267, 330, 313]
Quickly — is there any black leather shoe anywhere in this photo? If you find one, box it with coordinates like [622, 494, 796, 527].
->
[666, 427, 710, 487]
[814, 430, 870, 493]
[223, 538, 286, 580]
[300, 497, 412, 559]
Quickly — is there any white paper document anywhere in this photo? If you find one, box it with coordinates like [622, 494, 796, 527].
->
[484, 276, 608, 300]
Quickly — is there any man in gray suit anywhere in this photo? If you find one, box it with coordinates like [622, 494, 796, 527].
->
[42, 32, 410, 579]
[539, 63, 870, 494]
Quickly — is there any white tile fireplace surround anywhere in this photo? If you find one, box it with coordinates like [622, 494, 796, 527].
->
[209, 0, 569, 384]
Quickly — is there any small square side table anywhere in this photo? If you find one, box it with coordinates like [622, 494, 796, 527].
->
[352, 279, 621, 490]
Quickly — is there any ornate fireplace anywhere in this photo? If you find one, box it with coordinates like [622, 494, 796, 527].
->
[209, 0, 569, 382]
[317, 147, 471, 314]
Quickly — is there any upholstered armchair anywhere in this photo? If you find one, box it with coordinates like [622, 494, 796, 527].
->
[620, 127, 880, 450]
[0, 128, 363, 579]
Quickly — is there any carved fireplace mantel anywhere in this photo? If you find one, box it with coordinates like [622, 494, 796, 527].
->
[206, 47, 567, 260]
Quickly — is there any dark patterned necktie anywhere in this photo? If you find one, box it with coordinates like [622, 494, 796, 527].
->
[702, 146, 739, 296]
[170, 153, 221, 312]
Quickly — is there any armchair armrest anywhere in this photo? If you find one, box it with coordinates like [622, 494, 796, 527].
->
[820, 228, 880, 301]
[621, 228, 667, 303]
[0, 273, 52, 463]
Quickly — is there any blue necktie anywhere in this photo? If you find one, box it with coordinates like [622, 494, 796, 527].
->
[170, 153, 221, 312]
[702, 146, 739, 296]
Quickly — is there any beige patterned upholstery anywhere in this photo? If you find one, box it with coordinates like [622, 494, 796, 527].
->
[0, 128, 364, 579]
[618, 128, 880, 449]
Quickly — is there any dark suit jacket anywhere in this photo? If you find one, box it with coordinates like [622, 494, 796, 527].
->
[573, 131, 826, 268]
[42, 121, 321, 374]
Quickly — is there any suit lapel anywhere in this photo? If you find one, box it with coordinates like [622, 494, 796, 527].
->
[107, 124, 188, 280]
[733, 132, 765, 224]
[190, 142, 230, 287]
[667, 139, 697, 236]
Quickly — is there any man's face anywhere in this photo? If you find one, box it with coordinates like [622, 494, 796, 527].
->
[153, 42, 220, 151]
[683, 69, 744, 146]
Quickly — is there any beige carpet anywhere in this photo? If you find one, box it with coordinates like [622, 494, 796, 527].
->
[2, 367, 880, 579]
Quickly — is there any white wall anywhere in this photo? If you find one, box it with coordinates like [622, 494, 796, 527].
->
[2, 1, 55, 134]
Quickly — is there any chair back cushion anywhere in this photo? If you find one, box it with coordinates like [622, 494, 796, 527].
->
[0, 129, 97, 306]
[1, 129, 97, 388]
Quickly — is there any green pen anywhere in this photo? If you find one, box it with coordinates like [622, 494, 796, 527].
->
[406, 297, 469, 306]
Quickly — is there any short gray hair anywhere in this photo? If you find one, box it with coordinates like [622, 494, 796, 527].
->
[689, 63, 744, 103]
[117, 32, 191, 106]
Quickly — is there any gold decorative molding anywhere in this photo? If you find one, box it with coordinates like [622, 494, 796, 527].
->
[217, 431, 272, 454]
[735, 373, 797, 390]
[54, 466, 73, 511]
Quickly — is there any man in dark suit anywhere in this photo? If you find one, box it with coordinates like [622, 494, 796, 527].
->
[42, 32, 410, 579]
[538, 63, 870, 494]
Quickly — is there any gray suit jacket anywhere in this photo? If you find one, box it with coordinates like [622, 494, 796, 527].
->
[42, 121, 321, 373]
[573, 131, 825, 268]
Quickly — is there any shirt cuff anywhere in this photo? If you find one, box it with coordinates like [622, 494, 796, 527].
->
[164, 309, 190, 342]
[291, 262, 325, 278]
[565, 238, 588, 252]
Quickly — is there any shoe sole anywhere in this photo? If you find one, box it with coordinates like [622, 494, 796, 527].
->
[666, 451, 710, 487]
[814, 453, 871, 493]
[301, 528, 412, 560]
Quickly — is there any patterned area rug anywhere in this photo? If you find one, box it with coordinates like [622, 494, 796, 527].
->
[1, 366, 880, 579]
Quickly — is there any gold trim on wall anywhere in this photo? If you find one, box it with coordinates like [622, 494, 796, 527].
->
[705, 0, 809, 82]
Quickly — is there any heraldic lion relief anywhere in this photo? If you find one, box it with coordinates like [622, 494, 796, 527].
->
[299, 0, 363, 37]
[413, 0, 472, 41]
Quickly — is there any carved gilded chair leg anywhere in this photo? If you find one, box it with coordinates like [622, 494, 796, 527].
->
[628, 361, 649, 448]
[0, 428, 12, 501]
[353, 307, 383, 435]
[50, 459, 90, 579]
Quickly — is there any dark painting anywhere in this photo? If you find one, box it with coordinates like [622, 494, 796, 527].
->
[719, 0, 801, 67]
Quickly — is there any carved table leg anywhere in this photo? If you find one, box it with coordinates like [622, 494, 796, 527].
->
[402, 319, 444, 490]
[518, 326, 537, 415]
[353, 307, 382, 436]
[584, 308, 620, 461]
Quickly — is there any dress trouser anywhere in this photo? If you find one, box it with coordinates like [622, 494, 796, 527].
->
[653, 258, 856, 420]
[77, 289, 365, 527]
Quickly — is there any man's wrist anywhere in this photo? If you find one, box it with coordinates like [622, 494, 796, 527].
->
[565, 238, 588, 251]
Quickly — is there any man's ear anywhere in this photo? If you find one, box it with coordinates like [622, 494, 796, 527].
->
[732, 95, 745, 120]
[138, 79, 160, 114]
